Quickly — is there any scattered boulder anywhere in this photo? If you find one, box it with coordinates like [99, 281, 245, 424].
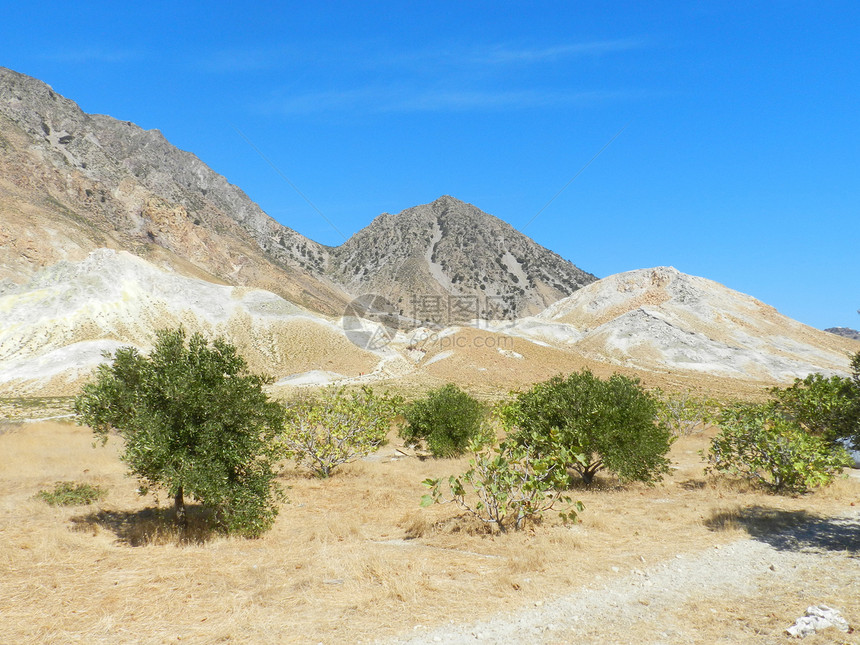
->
[786, 605, 850, 638]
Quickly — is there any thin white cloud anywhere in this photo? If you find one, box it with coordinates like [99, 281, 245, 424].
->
[43, 47, 144, 64]
[473, 39, 647, 64]
[200, 37, 650, 74]
[257, 86, 644, 116]
[228, 37, 654, 116]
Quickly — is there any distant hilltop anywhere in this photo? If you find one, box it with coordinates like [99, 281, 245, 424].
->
[825, 327, 860, 341]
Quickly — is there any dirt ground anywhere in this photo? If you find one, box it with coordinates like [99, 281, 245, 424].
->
[1, 419, 858, 644]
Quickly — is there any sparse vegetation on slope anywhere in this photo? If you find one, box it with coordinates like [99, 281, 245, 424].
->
[770, 372, 858, 445]
[705, 360, 860, 493]
[4, 416, 857, 644]
[421, 439, 583, 533]
[653, 388, 720, 437]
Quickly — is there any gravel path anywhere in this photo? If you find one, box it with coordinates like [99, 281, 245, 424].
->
[389, 511, 860, 644]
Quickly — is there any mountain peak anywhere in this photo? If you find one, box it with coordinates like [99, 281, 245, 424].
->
[328, 198, 596, 318]
[430, 194, 470, 209]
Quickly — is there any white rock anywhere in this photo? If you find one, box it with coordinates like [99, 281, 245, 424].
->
[786, 605, 850, 637]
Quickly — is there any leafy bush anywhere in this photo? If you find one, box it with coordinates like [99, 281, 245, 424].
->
[37, 481, 107, 506]
[653, 388, 719, 436]
[75, 328, 284, 537]
[769, 373, 858, 444]
[852, 351, 860, 450]
[401, 384, 487, 457]
[421, 440, 583, 533]
[503, 370, 674, 486]
[705, 403, 852, 493]
[280, 386, 401, 478]
[852, 351, 860, 389]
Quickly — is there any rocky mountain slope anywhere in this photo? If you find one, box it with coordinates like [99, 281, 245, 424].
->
[0, 249, 386, 395]
[0, 67, 351, 314]
[1, 254, 856, 396]
[525, 267, 857, 380]
[0, 67, 595, 319]
[3, 68, 854, 396]
[327, 196, 596, 318]
[419, 268, 858, 386]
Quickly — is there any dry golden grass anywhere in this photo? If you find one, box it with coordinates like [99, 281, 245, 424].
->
[673, 563, 860, 645]
[1, 421, 858, 643]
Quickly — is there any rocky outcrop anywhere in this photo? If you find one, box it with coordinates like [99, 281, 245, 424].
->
[327, 195, 596, 318]
[0, 249, 379, 395]
[522, 267, 857, 380]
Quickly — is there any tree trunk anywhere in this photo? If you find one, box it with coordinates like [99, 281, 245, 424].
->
[580, 460, 602, 486]
[174, 486, 187, 528]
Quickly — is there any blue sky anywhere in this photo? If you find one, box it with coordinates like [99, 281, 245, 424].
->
[2, 1, 858, 329]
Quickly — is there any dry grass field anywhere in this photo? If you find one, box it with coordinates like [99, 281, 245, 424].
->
[1, 416, 858, 644]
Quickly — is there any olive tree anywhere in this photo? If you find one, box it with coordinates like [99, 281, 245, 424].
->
[502, 370, 674, 486]
[75, 328, 284, 537]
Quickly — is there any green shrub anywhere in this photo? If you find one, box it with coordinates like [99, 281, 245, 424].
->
[653, 388, 719, 436]
[280, 386, 401, 478]
[503, 370, 674, 486]
[852, 351, 860, 450]
[770, 373, 858, 444]
[37, 481, 107, 506]
[705, 403, 852, 493]
[852, 351, 860, 389]
[401, 384, 486, 457]
[421, 440, 583, 533]
[75, 328, 284, 537]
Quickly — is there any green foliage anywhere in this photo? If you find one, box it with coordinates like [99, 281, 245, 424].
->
[37, 481, 107, 506]
[705, 403, 852, 493]
[852, 351, 860, 390]
[652, 388, 719, 436]
[848, 351, 860, 450]
[279, 386, 401, 478]
[503, 370, 674, 486]
[421, 440, 583, 533]
[401, 384, 487, 458]
[74, 328, 284, 537]
[852, 352, 860, 448]
[769, 373, 858, 445]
